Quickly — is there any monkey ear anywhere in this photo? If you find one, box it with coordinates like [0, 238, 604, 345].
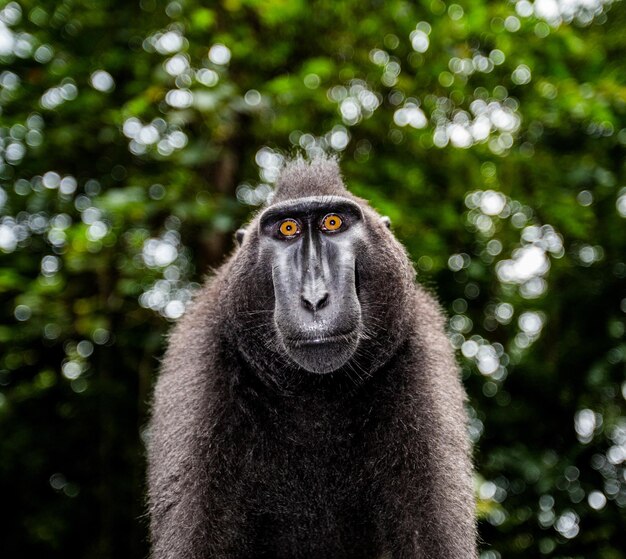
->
[381, 216, 391, 229]
[235, 228, 246, 246]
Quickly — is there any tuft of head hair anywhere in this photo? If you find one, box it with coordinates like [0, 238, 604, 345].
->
[271, 154, 348, 203]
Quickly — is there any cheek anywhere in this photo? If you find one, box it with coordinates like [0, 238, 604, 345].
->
[271, 255, 296, 305]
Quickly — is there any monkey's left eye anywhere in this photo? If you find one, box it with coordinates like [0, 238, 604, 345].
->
[321, 214, 343, 232]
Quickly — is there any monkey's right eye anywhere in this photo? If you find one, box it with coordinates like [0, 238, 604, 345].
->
[278, 219, 301, 238]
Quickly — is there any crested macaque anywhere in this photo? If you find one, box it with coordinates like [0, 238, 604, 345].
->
[147, 156, 477, 558]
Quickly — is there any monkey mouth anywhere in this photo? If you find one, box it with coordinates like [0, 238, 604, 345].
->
[289, 329, 358, 347]
[280, 328, 360, 374]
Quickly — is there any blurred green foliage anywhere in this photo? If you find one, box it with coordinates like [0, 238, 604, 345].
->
[1, 0, 625, 557]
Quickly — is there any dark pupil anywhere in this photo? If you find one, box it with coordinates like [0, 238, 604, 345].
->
[329, 220, 335, 226]
[285, 224, 292, 231]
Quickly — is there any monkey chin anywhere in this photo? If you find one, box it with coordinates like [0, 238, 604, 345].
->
[280, 330, 360, 374]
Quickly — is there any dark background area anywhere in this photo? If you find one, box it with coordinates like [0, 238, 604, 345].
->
[0, 0, 625, 557]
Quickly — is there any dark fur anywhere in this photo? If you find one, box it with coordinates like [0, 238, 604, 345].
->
[147, 156, 477, 558]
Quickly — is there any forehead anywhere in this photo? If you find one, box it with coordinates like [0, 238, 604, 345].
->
[259, 195, 363, 225]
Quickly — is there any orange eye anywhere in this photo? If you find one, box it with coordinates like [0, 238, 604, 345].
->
[321, 214, 343, 232]
[278, 219, 300, 237]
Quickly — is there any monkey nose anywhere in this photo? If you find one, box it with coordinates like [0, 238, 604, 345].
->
[301, 291, 329, 313]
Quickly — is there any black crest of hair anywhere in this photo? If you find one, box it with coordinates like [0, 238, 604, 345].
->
[271, 154, 348, 201]
[147, 154, 478, 558]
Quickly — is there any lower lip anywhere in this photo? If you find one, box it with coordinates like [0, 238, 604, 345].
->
[291, 331, 356, 347]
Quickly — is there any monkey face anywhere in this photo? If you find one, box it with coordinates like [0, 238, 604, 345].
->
[257, 196, 365, 374]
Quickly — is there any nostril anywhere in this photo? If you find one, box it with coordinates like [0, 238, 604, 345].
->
[301, 291, 329, 312]
[301, 295, 314, 311]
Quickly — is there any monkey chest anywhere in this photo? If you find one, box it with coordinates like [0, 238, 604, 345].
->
[212, 414, 383, 558]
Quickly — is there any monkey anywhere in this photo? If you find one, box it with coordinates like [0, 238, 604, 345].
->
[147, 155, 477, 559]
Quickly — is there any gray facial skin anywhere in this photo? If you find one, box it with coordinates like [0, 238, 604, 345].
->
[258, 196, 364, 373]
